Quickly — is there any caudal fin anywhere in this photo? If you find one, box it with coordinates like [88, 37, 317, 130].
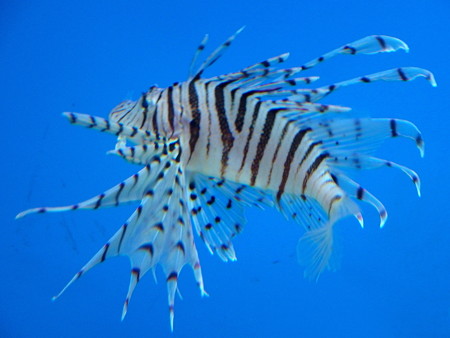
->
[297, 196, 361, 281]
[297, 223, 337, 281]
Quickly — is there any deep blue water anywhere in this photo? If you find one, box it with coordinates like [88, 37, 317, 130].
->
[2, 1, 449, 337]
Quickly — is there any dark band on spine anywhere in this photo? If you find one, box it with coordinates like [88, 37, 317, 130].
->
[175, 241, 185, 255]
[131, 268, 140, 282]
[356, 186, 364, 200]
[100, 243, 110, 262]
[139, 243, 154, 256]
[390, 119, 398, 137]
[343, 45, 357, 54]
[167, 272, 178, 282]
[118, 223, 128, 252]
[153, 222, 164, 232]
[94, 193, 105, 209]
[375, 36, 387, 50]
[397, 68, 408, 81]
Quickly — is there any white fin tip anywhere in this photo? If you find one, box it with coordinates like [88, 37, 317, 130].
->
[356, 213, 364, 228]
[379, 211, 388, 228]
[169, 307, 175, 332]
[121, 300, 129, 321]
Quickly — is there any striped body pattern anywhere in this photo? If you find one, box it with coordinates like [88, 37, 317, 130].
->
[17, 29, 436, 330]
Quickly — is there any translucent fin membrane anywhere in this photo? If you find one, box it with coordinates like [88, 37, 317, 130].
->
[187, 173, 270, 261]
[296, 196, 361, 281]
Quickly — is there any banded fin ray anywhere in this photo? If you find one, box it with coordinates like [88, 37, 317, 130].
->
[16, 143, 175, 219]
[300, 35, 410, 72]
[108, 142, 172, 165]
[44, 143, 204, 331]
[206, 35, 411, 86]
[192, 26, 245, 79]
[277, 193, 327, 231]
[187, 173, 271, 261]
[332, 173, 388, 228]
[328, 154, 421, 196]
[15, 29, 436, 331]
[189, 34, 209, 78]
[278, 67, 436, 104]
[63, 112, 157, 143]
[297, 67, 436, 103]
[205, 65, 304, 93]
[307, 118, 425, 157]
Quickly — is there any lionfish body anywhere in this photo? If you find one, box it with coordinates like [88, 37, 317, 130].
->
[17, 28, 436, 330]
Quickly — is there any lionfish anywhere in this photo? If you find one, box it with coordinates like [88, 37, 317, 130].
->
[17, 28, 436, 330]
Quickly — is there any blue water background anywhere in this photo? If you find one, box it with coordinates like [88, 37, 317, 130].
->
[2, 1, 449, 337]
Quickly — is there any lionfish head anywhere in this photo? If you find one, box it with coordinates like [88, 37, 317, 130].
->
[109, 85, 162, 127]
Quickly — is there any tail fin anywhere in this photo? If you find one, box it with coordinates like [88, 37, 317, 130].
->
[297, 223, 337, 281]
[297, 196, 362, 281]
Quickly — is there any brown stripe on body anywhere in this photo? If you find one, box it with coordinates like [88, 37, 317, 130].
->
[188, 79, 201, 160]
[235, 89, 278, 133]
[167, 86, 175, 131]
[205, 82, 212, 156]
[267, 122, 290, 186]
[276, 128, 311, 201]
[298, 139, 321, 170]
[215, 80, 236, 176]
[238, 101, 262, 173]
[235, 90, 254, 133]
[250, 108, 284, 186]
[327, 194, 342, 216]
[301, 152, 329, 194]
